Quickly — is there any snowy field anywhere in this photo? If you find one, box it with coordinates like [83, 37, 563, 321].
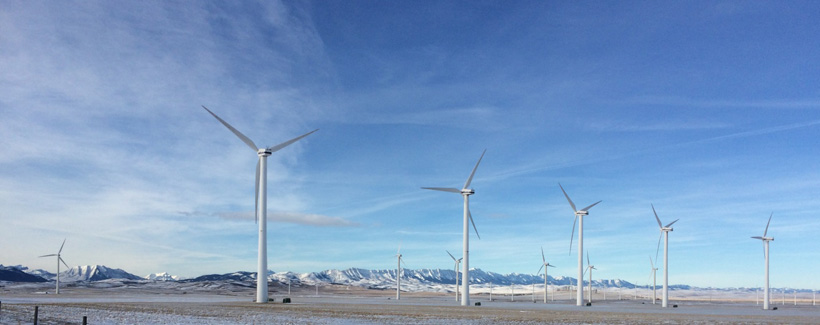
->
[2, 283, 819, 324]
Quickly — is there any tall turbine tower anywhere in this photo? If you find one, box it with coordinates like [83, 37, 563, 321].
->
[751, 213, 774, 310]
[649, 256, 658, 304]
[447, 250, 462, 302]
[396, 245, 406, 300]
[559, 183, 601, 306]
[652, 204, 678, 308]
[203, 106, 317, 303]
[537, 246, 555, 304]
[423, 150, 485, 306]
[38, 239, 69, 294]
[584, 252, 597, 303]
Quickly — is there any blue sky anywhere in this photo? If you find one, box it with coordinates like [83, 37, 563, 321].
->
[2, 1, 819, 289]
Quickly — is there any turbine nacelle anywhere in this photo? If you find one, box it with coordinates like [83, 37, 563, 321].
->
[257, 148, 272, 156]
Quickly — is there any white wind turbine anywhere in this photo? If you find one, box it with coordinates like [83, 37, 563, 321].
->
[396, 244, 406, 300]
[751, 213, 774, 310]
[423, 150, 485, 306]
[649, 256, 658, 304]
[537, 246, 555, 304]
[203, 105, 317, 304]
[447, 250, 462, 302]
[584, 252, 597, 304]
[652, 204, 678, 308]
[559, 183, 601, 306]
[39, 239, 69, 294]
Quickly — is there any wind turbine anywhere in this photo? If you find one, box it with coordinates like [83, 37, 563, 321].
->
[649, 256, 658, 304]
[39, 239, 69, 294]
[652, 204, 678, 308]
[537, 246, 555, 304]
[559, 183, 601, 306]
[447, 250, 462, 302]
[423, 150, 485, 306]
[583, 252, 597, 304]
[202, 105, 317, 304]
[396, 244, 406, 300]
[751, 213, 774, 310]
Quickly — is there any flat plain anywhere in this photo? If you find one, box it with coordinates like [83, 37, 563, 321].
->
[2, 283, 818, 324]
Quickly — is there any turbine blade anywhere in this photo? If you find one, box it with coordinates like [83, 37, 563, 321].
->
[202, 105, 258, 151]
[651, 204, 662, 228]
[255, 160, 260, 224]
[649, 256, 654, 269]
[569, 215, 577, 255]
[59, 257, 69, 269]
[267, 129, 319, 153]
[421, 187, 461, 193]
[580, 200, 602, 212]
[398, 242, 402, 254]
[655, 233, 662, 262]
[559, 183, 577, 212]
[59, 238, 66, 254]
[587, 251, 590, 265]
[665, 218, 679, 228]
[751, 236, 764, 240]
[541, 246, 546, 263]
[39, 254, 57, 258]
[764, 212, 773, 237]
[468, 207, 480, 239]
[447, 250, 456, 261]
[548, 264, 555, 268]
[537, 264, 544, 275]
[463, 149, 486, 189]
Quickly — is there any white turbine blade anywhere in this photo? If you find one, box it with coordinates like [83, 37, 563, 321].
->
[468, 207, 480, 239]
[267, 129, 319, 153]
[421, 187, 461, 193]
[751, 236, 764, 240]
[202, 105, 258, 151]
[558, 183, 577, 212]
[580, 200, 602, 212]
[665, 218, 679, 228]
[586, 251, 590, 266]
[537, 264, 544, 275]
[569, 215, 578, 255]
[58, 238, 66, 254]
[651, 204, 663, 228]
[764, 212, 773, 237]
[398, 242, 402, 254]
[39, 254, 57, 258]
[463, 149, 486, 189]
[655, 233, 662, 262]
[255, 160, 260, 224]
[59, 257, 69, 269]
[649, 256, 654, 269]
[447, 250, 456, 261]
[548, 264, 555, 268]
[541, 246, 546, 263]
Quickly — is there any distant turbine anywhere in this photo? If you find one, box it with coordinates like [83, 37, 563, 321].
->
[423, 150, 485, 306]
[202, 105, 317, 304]
[447, 250, 462, 302]
[537, 246, 555, 304]
[652, 204, 678, 308]
[396, 244, 406, 300]
[583, 251, 597, 304]
[649, 256, 658, 304]
[39, 239, 69, 294]
[751, 213, 774, 310]
[559, 183, 601, 306]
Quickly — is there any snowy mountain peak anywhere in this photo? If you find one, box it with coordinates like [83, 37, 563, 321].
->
[145, 272, 182, 281]
[62, 265, 143, 282]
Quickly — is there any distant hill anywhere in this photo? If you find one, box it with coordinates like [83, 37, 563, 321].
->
[0, 265, 47, 282]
